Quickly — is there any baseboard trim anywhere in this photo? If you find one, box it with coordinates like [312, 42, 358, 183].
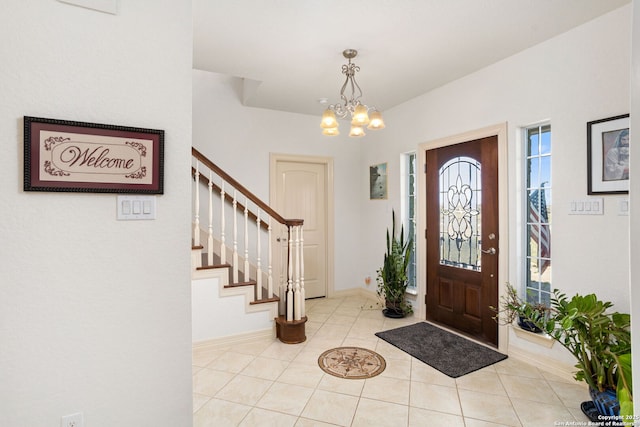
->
[192, 327, 275, 350]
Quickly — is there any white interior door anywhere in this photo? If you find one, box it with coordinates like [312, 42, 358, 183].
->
[271, 156, 330, 299]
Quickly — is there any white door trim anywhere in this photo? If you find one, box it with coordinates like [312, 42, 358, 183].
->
[417, 123, 509, 351]
[269, 153, 335, 298]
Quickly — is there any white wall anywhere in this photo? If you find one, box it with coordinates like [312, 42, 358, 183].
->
[0, 2, 193, 426]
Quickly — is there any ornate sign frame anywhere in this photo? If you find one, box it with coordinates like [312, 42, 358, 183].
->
[24, 116, 164, 194]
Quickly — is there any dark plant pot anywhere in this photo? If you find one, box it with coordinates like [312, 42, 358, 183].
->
[589, 387, 620, 418]
[383, 301, 405, 318]
[517, 315, 542, 333]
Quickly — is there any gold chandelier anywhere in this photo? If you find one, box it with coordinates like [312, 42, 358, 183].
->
[320, 49, 385, 137]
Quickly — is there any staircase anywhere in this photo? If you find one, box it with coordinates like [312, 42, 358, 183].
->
[191, 148, 307, 346]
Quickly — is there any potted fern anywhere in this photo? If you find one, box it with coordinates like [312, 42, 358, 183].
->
[376, 211, 413, 318]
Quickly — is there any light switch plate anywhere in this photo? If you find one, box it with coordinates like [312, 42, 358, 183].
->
[117, 195, 156, 220]
[568, 198, 603, 215]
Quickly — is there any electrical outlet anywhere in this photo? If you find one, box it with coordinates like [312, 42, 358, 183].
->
[61, 412, 84, 427]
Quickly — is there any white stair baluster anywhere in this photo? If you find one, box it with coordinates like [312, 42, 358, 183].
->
[286, 227, 293, 321]
[256, 209, 262, 300]
[267, 219, 273, 300]
[300, 226, 305, 318]
[193, 162, 200, 248]
[219, 181, 226, 264]
[207, 171, 214, 266]
[232, 190, 238, 283]
[244, 197, 249, 282]
[294, 225, 301, 321]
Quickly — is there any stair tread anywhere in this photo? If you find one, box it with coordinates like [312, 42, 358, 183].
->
[196, 263, 231, 270]
[224, 281, 257, 288]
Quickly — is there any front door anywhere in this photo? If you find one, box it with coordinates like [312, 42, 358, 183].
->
[425, 136, 499, 346]
[272, 157, 329, 299]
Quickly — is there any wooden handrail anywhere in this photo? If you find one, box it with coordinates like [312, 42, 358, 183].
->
[192, 147, 303, 227]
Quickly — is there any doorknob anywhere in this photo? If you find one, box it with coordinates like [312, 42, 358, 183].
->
[481, 247, 496, 255]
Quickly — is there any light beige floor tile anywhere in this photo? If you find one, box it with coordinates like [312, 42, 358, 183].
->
[215, 374, 273, 405]
[291, 346, 325, 365]
[410, 361, 457, 387]
[317, 373, 365, 397]
[499, 373, 563, 405]
[374, 340, 412, 361]
[362, 375, 411, 405]
[301, 389, 359, 426]
[193, 393, 211, 413]
[256, 382, 314, 416]
[351, 397, 409, 427]
[325, 313, 358, 325]
[546, 379, 590, 408]
[409, 407, 465, 427]
[306, 311, 331, 322]
[207, 351, 255, 373]
[379, 357, 411, 381]
[260, 340, 304, 361]
[493, 357, 543, 379]
[295, 417, 339, 426]
[339, 336, 379, 349]
[230, 339, 274, 356]
[464, 418, 518, 427]
[304, 335, 345, 351]
[512, 399, 576, 427]
[192, 368, 235, 396]
[192, 347, 226, 367]
[456, 368, 507, 396]
[276, 361, 325, 388]
[239, 407, 298, 427]
[313, 323, 351, 340]
[409, 381, 461, 415]
[193, 398, 251, 427]
[240, 355, 291, 381]
[458, 389, 521, 426]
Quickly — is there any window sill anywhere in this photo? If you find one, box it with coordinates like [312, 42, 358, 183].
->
[406, 288, 418, 296]
[512, 325, 555, 348]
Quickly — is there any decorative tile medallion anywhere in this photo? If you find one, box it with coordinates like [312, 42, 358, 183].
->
[317, 347, 386, 379]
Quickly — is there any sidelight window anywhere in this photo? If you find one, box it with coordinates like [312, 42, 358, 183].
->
[524, 124, 552, 306]
[402, 152, 417, 292]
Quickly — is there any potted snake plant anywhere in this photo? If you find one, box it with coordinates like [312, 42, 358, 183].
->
[376, 210, 413, 318]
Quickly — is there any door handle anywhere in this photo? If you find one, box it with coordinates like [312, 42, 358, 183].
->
[481, 247, 496, 255]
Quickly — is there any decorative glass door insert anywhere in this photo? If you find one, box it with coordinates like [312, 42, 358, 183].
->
[439, 156, 481, 271]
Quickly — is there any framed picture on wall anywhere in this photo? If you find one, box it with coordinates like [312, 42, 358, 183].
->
[587, 114, 629, 194]
[369, 162, 388, 200]
[24, 116, 164, 194]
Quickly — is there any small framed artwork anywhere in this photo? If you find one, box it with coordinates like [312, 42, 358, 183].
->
[587, 114, 629, 195]
[369, 162, 388, 200]
[24, 116, 164, 194]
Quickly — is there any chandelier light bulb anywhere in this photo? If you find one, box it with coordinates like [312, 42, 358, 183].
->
[320, 108, 338, 129]
[349, 126, 365, 137]
[351, 104, 370, 126]
[322, 127, 340, 136]
[367, 110, 385, 130]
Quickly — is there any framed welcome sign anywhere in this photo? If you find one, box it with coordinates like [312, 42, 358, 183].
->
[24, 116, 164, 194]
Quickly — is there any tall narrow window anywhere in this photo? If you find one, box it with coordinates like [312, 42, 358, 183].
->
[525, 124, 552, 306]
[403, 152, 417, 292]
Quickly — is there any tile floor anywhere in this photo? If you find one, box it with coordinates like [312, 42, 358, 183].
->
[192, 295, 591, 426]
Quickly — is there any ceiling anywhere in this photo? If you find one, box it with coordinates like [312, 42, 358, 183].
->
[193, 0, 630, 117]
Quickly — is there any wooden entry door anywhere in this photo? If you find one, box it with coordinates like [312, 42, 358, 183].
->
[425, 136, 499, 346]
[272, 158, 329, 299]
